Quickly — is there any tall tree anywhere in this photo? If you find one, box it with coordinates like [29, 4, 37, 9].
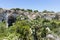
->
[27, 9, 32, 12]
[15, 8, 20, 10]
[34, 10, 38, 13]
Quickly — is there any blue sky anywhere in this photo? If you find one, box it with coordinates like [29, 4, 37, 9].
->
[0, 0, 60, 12]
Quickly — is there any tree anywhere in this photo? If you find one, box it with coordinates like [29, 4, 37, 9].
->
[9, 20, 31, 40]
[21, 9, 25, 11]
[51, 22, 57, 28]
[54, 14, 59, 20]
[42, 10, 51, 13]
[34, 10, 38, 13]
[0, 22, 8, 39]
[30, 19, 48, 40]
[10, 8, 16, 10]
[42, 10, 55, 13]
[27, 9, 32, 12]
[42, 10, 48, 13]
[15, 8, 20, 10]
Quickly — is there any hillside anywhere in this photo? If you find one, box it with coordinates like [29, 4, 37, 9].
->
[0, 8, 60, 40]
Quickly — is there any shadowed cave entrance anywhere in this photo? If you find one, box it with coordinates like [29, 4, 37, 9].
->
[8, 15, 16, 27]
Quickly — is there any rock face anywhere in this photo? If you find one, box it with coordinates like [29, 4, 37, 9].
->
[0, 9, 60, 27]
[46, 34, 60, 40]
[0, 10, 18, 27]
[5, 10, 18, 27]
[0, 9, 58, 21]
[46, 27, 60, 40]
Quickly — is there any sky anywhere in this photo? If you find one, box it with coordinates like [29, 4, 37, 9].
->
[0, 0, 60, 12]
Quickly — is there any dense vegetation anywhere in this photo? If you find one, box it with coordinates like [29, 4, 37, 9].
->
[0, 8, 60, 40]
[0, 16, 60, 40]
